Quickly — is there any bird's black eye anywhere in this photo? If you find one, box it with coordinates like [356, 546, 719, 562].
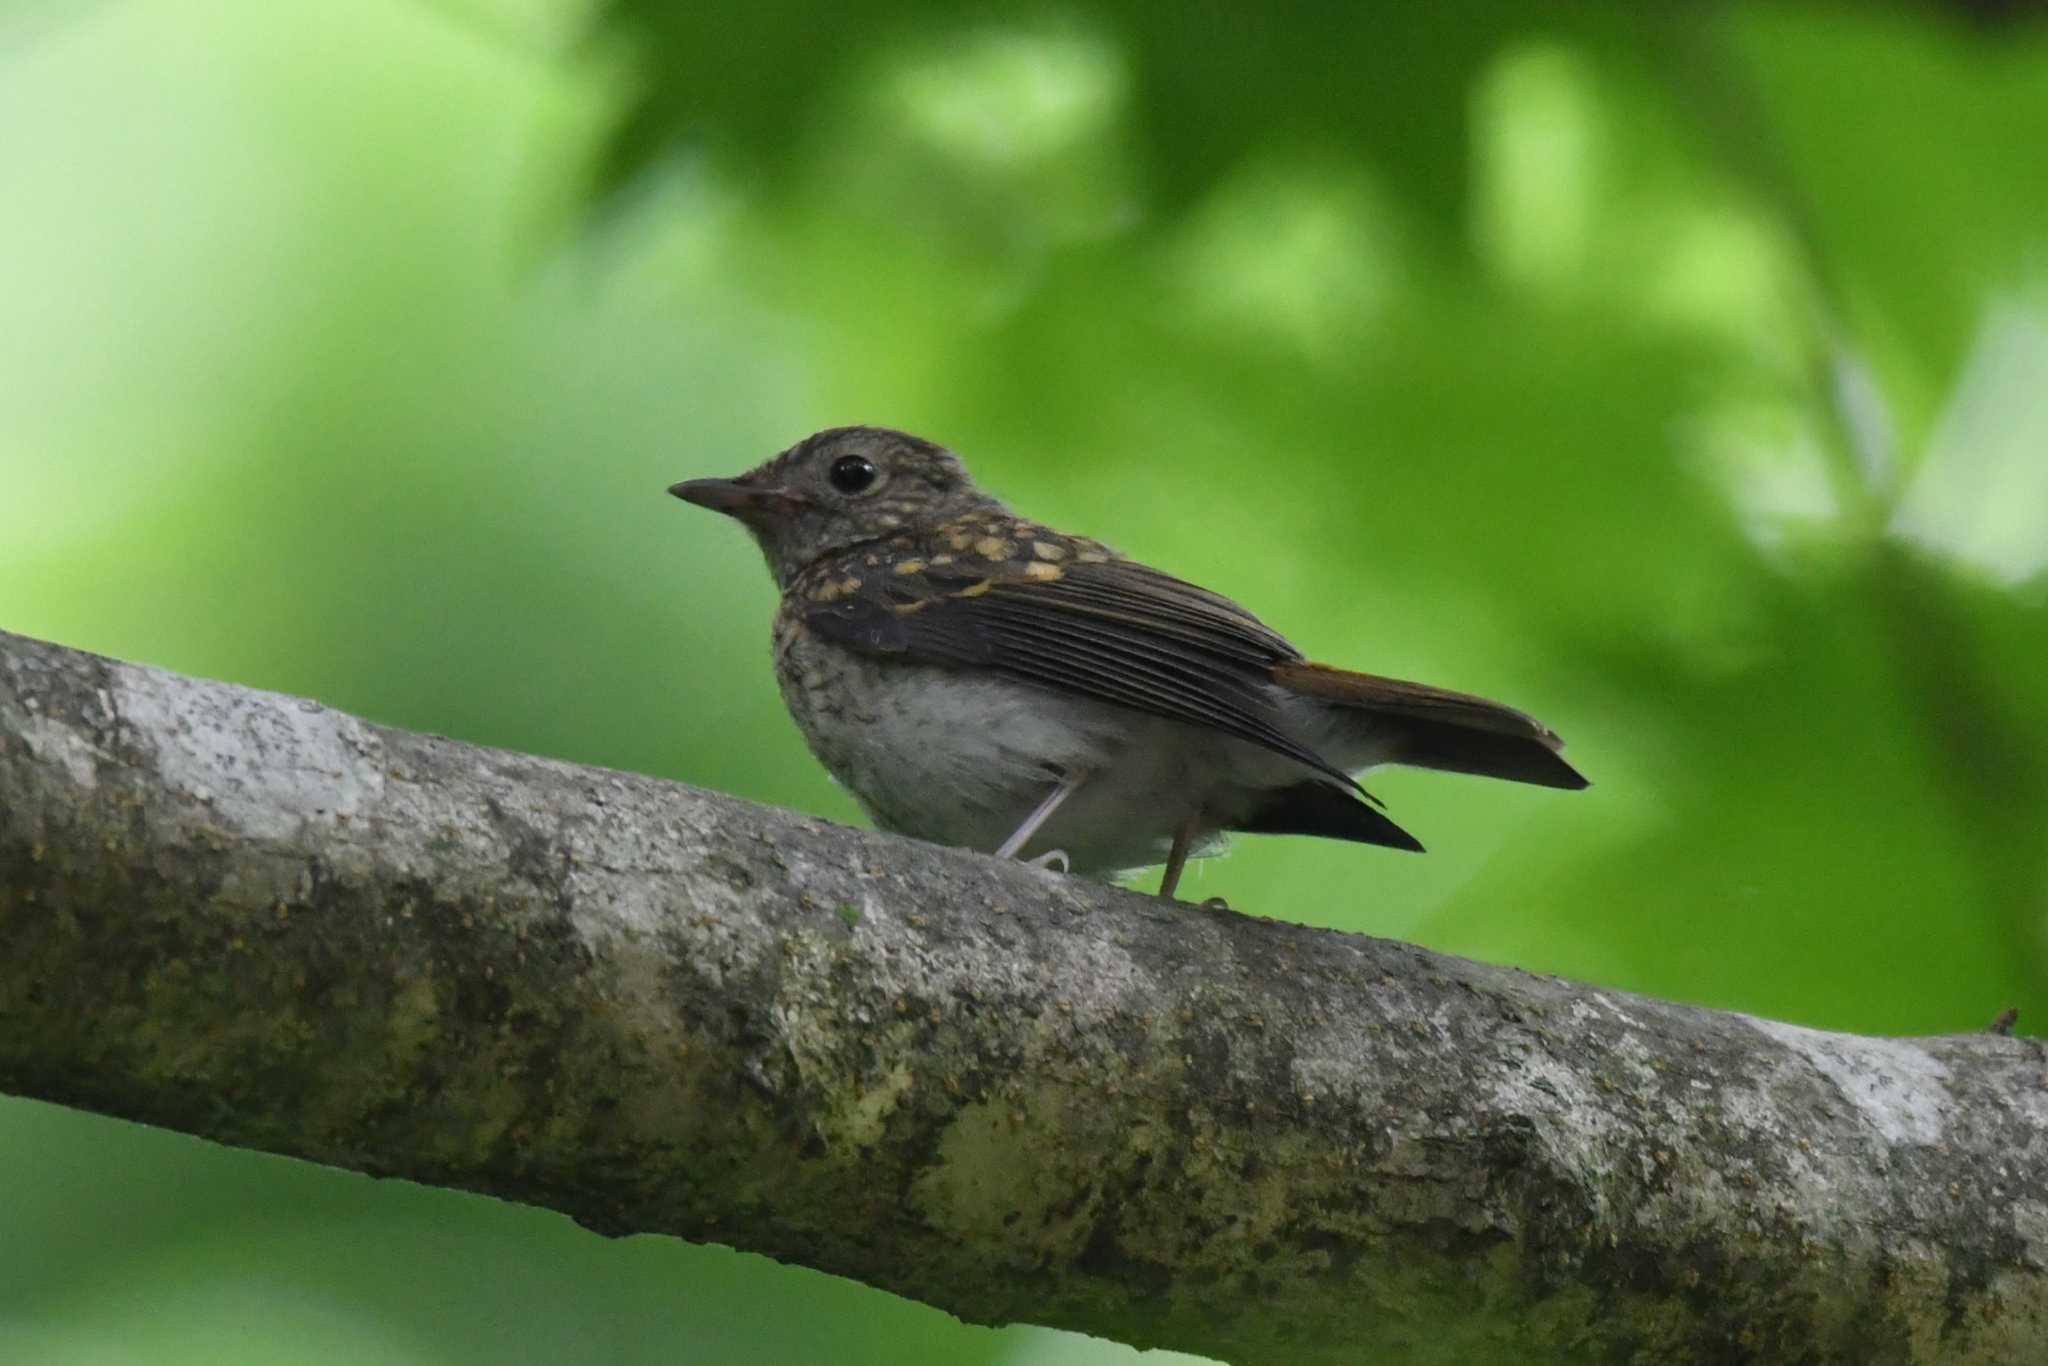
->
[828, 455, 879, 494]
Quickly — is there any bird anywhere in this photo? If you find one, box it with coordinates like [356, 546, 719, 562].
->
[671, 426, 1587, 900]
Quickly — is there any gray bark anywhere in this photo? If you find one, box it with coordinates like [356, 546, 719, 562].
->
[2, 626, 2046, 1365]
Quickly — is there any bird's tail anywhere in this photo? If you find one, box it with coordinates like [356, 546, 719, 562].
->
[1271, 659, 1589, 790]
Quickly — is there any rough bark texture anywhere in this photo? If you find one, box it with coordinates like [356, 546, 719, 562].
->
[2, 627, 2046, 1365]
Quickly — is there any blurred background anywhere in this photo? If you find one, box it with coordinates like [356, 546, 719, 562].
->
[3, 0, 2046, 1361]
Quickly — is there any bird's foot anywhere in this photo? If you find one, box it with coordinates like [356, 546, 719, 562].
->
[1196, 895, 1231, 911]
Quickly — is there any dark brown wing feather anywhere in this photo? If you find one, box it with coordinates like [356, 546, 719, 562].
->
[1272, 660, 1588, 790]
[800, 549, 1358, 788]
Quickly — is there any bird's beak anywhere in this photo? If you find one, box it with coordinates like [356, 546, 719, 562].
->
[668, 478, 794, 521]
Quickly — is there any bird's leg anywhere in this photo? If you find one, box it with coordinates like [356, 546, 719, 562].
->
[1157, 815, 1201, 900]
[995, 771, 1084, 862]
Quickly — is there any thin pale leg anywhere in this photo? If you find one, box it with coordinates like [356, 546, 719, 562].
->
[1157, 815, 1201, 900]
[995, 772, 1084, 861]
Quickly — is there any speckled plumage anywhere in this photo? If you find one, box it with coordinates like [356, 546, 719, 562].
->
[674, 426, 1587, 896]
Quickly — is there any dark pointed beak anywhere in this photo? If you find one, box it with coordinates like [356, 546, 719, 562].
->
[668, 478, 759, 515]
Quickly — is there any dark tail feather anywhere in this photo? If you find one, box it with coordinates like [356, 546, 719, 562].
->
[1380, 716, 1588, 789]
[1235, 781, 1425, 852]
[1272, 659, 1590, 791]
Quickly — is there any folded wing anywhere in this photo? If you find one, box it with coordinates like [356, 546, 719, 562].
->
[800, 550, 1357, 788]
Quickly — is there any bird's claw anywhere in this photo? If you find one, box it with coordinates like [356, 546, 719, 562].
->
[1023, 849, 1071, 874]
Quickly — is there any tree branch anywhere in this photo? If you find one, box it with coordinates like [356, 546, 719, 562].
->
[2, 627, 2045, 1365]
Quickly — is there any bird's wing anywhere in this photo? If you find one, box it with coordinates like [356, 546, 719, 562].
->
[796, 535, 1356, 787]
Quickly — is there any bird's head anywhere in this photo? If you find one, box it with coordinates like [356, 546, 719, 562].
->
[671, 426, 1002, 585]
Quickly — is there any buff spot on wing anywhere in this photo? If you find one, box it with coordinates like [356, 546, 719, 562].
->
[946, 528, 975, 551]
[894, 559, 927, 575]
[1076, 550, 1111, 564]
[974, 536, 1014, 560]
[930, 553, 955, 565]
[953, 579, 994, 598]
[1022, 561, 1064, 581]
[891, 600, 931, 616]
[1032, 541, 1068, 561]
[811, 576, 863, 603]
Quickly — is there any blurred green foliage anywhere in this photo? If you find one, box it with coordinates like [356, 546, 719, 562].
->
[3, 0, 2046, 1361]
